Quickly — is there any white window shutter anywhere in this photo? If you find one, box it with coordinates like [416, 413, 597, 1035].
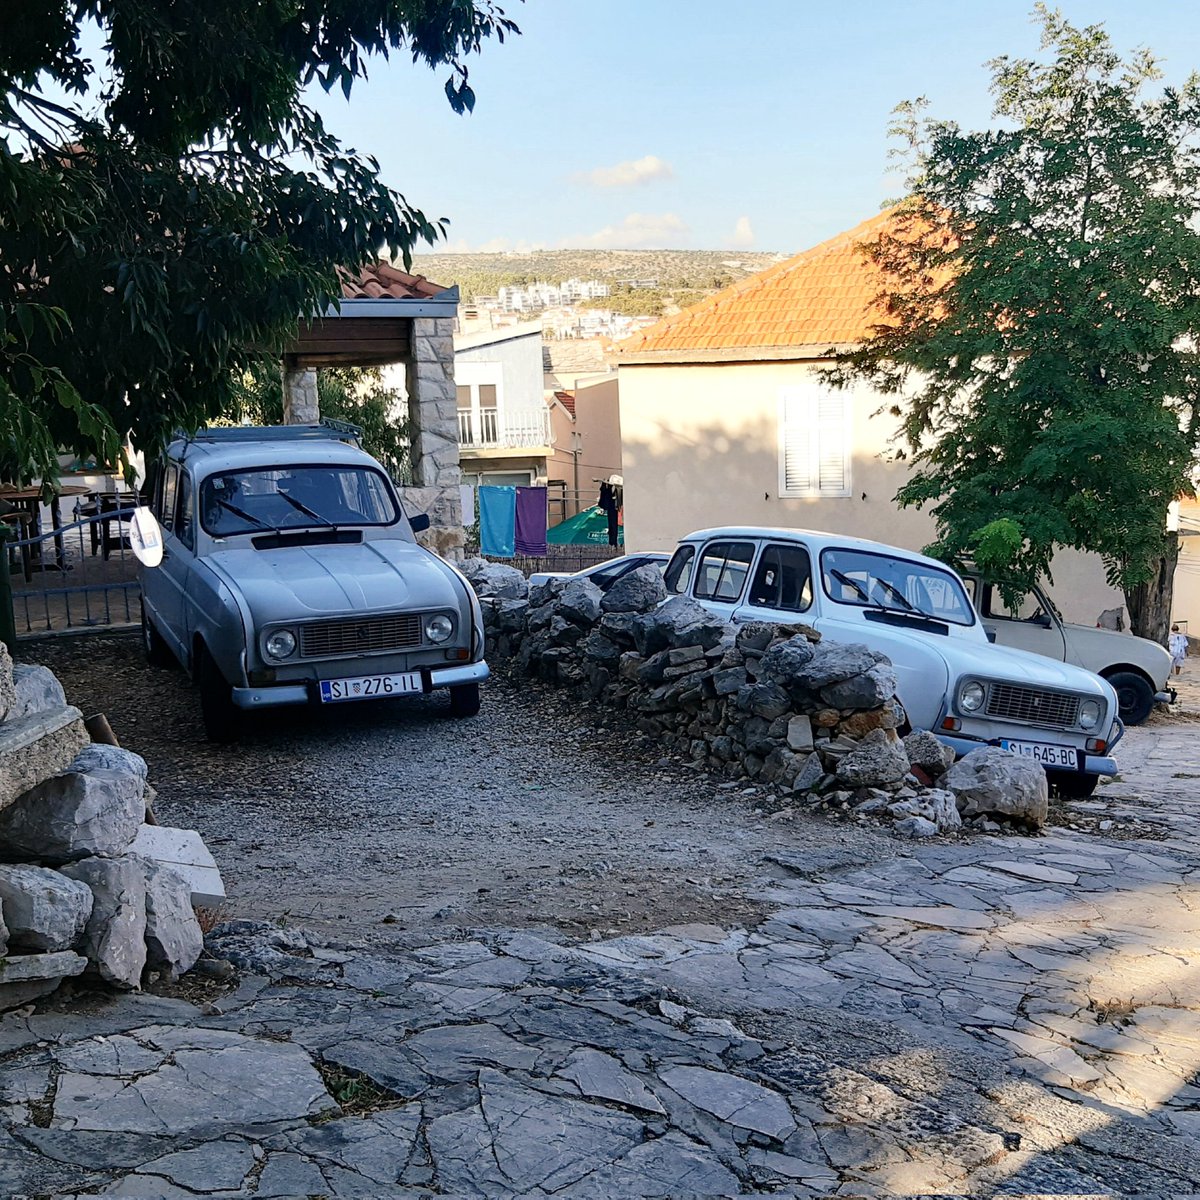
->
[778, 383, 851, 498]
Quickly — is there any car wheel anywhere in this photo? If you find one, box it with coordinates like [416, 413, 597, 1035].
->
[1047, 769, 1099, 799]
[1104, 670, 1155, 725]
[197, 645, 239, 743]
[448, 682, 481, 718]
[141, 604, 174, 669]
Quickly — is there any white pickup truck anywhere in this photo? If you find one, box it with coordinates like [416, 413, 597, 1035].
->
[959, 570, 1174, 725]
[667, 526, 1121, 797]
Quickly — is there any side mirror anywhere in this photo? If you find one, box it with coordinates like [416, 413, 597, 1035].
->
[409, 512, 431, 533]
[1034, 612, 1053, 629]
[129, 507, 163, 568]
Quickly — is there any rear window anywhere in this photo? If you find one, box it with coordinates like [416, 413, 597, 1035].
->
[693, 541, 756, 603]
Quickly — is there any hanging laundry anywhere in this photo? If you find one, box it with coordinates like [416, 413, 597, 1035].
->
[478, 485, 516, 557]
[514, 486, 548, 556]
[598, 480, 619, 547]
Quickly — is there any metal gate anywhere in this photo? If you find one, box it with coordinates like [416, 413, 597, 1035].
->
[4, 509, 140, 638]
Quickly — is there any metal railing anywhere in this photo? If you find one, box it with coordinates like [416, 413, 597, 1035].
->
[485, 546, 624, 578]
[4, 509, 140, 637]
[458, 406, 552, 450]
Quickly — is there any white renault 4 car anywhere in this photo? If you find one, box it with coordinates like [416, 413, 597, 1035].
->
[667, 527, 1121, 797]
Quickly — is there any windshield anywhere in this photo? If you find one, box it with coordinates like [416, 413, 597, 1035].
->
[820, 547, 976, 626]
[199, 465, 398, 536]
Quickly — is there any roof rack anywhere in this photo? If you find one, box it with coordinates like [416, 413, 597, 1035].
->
[177, 420, 364, 447]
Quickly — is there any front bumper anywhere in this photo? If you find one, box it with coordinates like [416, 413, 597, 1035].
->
[231, 659, 490, 710]
[935, 731, 1117, 778]
[1156, 687, 1178, 705]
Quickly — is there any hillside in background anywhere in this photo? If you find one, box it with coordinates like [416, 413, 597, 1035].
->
[408, 248, 785, 302]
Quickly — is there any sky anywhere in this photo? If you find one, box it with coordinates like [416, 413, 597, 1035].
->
[305, 0, 1200, 257]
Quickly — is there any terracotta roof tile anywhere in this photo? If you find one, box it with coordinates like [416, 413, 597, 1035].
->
[554, 390, 577, 417]
[339, 262, 448, 301]
[614, 210, 904, 357]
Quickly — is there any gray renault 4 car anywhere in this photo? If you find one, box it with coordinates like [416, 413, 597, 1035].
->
[139, 424, 487, 741]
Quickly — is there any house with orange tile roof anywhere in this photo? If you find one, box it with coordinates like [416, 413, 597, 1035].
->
[611, 212, 1125, 624]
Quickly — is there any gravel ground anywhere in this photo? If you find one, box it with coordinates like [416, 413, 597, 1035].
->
[25, 633, 899, 942]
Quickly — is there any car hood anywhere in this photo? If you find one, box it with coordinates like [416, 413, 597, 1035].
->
[947, 637, 1112, 693]
[206, 539, 464, 622]
[1061, 621, 1173, 684]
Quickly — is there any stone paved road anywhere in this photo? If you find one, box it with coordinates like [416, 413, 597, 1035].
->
[7, 638, 1200, 1194]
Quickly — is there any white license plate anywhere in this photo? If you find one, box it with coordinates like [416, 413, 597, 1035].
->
[999, 739, 1080, 769]
[319, 671, 423, 703]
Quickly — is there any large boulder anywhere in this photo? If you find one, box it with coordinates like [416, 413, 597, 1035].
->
[0, 706, 90, 814]
[0, 864, 93, 952]
[0, 763, 146, 863]
[557, 577, 604, 626]
[792, 643, 886, 691]
[944, 746, 1049, 828]
[460, 558, 528, 600]
[633, 596, 727, 656]
[835, 728, 909, 787]
[8, 664, 66, 722]
[142, 861, 204, 979]
[60, 855, 148, 989]
[69, 744, 149, 784]
[0, 643, 15, 722]
[600, 565, 668, 614]
[820, 663, 898, 710]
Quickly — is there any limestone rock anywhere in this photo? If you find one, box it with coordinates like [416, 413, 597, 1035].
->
[0, 864, 93, 952]
[835, 728, 909, 788]
[69, 743, 149, 783]
[0, 763, 145, 864]
[0, 642, 15, 722]
[786, 714, 814, 752]
[557, 577, 604, 626]
[460, 558, 528, 599]
[0, 706, 89, 814]
[904, 730, 956, 778]
[736, 682, 791, 720]
[734, 622, 778, 653]
[600, 564, 667, 614]
[792, 752, 825, 793]
[8, 664, 66, 721]
[757, 635, 816, 684]
[634, 596, 727, 656]
[0, 948, 87, 1011]
[142, 860, 204, 979]
[820, 663, 899, 709]
[0, 891, 7, 955]
[895, 815, 939, 838]
[60, 855, 148, 989]
[792, 642, 886, 690]
[924, 787, 963, 832]
[944, 746, 1049, 827]
[579, 632, 623, 666]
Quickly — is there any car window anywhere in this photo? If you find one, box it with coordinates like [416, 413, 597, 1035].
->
[159, 465, 178, 534]
[199, 465, 399, 536]
[984, 585, 1047, 622]
[664, 545, 696, 594]
[820, 547, 975, 626]
[694, 541, 756, 602]
[176, 472, 195, 550]
[748, 543, 813, 612]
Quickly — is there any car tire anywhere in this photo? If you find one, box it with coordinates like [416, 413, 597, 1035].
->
[1047, 769, 1099, 799]
[141, 604, 174, 669]
[1104, 670, 1155, 726]
[448, 682, 481, 719]
[197, 645, 239, 743]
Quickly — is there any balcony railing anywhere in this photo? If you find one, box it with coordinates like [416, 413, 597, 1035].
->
[457, 406, 551, 450]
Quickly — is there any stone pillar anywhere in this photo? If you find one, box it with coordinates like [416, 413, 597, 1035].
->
[406, 318, 464, 560]
[282, 364, 319, 425]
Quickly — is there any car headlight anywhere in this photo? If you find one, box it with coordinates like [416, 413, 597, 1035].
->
[425, 614, 454, 644]
[264, 629, 297, 660]
[959, 681, 986, 713]
[1078, 699, 1102, 730]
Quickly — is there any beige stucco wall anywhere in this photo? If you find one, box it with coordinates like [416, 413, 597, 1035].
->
[617, 358, 1124, 625]
[1171, 499, 1200, 633]
[547, 375, 623, 517]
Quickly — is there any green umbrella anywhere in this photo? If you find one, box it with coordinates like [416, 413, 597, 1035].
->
[546, 506, 623, 546]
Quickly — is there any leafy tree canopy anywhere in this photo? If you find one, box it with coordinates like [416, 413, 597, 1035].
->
[831, 5, 1200, 640]
[0, 0, 517, 485]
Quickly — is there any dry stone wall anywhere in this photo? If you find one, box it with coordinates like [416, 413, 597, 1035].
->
[462, 560, 1049, 837]
[0, 649, 204, 1010]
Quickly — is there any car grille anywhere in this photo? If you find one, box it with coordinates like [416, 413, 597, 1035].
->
[985, 683, 1081, 729]
[298, 613, 424, 659]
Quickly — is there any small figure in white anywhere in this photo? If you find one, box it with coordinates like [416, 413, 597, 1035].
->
[1170, 624, 1189, 677]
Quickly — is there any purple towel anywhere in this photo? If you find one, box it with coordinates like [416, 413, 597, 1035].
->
[514, 486, 548, 556]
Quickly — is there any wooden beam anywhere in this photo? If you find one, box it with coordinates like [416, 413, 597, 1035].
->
[284, 316, 412, 364]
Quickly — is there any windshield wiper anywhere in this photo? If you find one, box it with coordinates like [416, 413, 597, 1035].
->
[830, 569, 872, 604]
[278, 491, 334, 527]
[216, 498, 276, 533]
[873, 579, 935, 619]
[831, 568, 939, 621]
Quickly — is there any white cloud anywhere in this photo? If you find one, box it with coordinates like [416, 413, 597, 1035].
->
[729, 216, 755, 249]
[573, 155, 674, 188]
[570, 212, 690, 250]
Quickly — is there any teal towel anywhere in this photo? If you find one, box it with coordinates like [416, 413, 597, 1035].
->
[479, 486, 516, 557]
